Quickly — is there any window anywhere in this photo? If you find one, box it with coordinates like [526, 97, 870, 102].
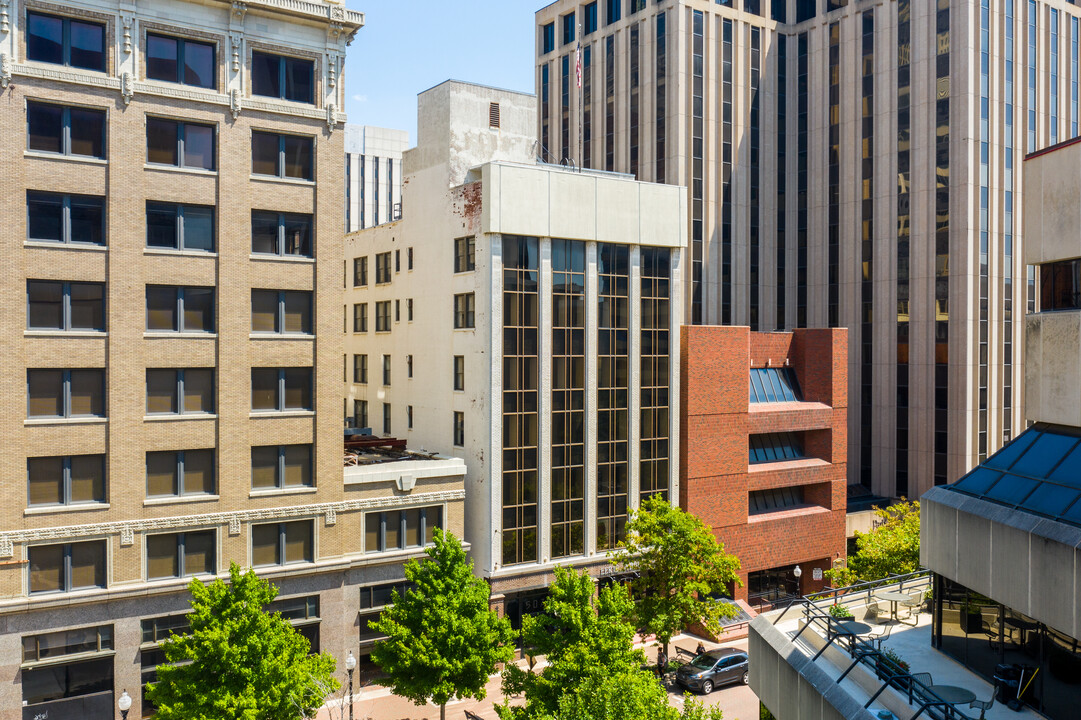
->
[22, 626, 113, 709]
[147, 202, 215, 251]
[453, 356, 465, 391]
[250, 368, 312, 412]
[541, 22, 555, 54]
[407, 247, 413, 270]
[375, 252, 392, 283]
[605, 0, 621, 25]
[353, 399, 368, 428]
[407, 405, 413, 429]
[251, 444, 312, 489]
[353, 354, 368, 383]
[28, 540, 106, 593]
[147, 449, 215, 496]
[584, 2, 598, 34]
[146, 117, 215, 170]
[27, 369, 104, 419]
[382, 402, 391, 434]
[395, 249, 401, 273]
[146, 531, 215, 579]
[23, 625, 113, 662]
[382, 355, 391, 386]
[454, 236, 476, 272]
[364, 506, 442, 552]
[407, 298, 414, 321]
[27, 281, 104, 331]
[26, 11, 105, 72]
[352, 302, 368, 332]
[251, 290, 312, 334]
[454, 293, 476, 328]
[251, 51, 314, 104]
[748, 432, 805, 464]
[1040, 259, 1081, 311]
[749, 487, 806, 514]
[562, 13, 575, 45]
[27, 101, 105, 158]
[395, 299, 401, 322]
[748, 368, 801, 403]
[453, 411, 464, 447]
[251, 131, 313, 180]
[353, 256, 368, 286]
[251, 210, 312, 257]
[146, 33, 215, 89]
[406, 355, 413, 378]
[267, 595, 320, 653]
[146, 286, 215, 332]
[376, 300, 391, 331]
[146, 369, 214, 415]
[28, 455, 105, 506]
[27, 191, 105, 245]
[252, 520, 313, 566]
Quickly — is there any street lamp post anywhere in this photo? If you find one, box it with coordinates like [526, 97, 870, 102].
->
[345, 650, 356, 720]
[793, 565, 803, 595]
[118, 689, 132, 720]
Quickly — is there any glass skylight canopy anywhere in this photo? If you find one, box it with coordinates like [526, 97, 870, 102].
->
[749, 368, 801, 403]
[947, 423, 1081, 527]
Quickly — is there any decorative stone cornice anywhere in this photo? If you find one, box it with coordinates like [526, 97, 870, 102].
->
[121, 14, 133, 54]
[229, 33, 243, 72]
[1, 0, 10, 35]
[13, 63, 121, 90]
[231, 1, 247, 21]
[0, 490, 465, 554]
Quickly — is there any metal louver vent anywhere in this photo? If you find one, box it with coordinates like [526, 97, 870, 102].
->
[489, 102, 500, 128]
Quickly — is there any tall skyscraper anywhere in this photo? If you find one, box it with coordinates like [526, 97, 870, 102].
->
[344, 124, 408, 232]
[535, 0, 1080, 499]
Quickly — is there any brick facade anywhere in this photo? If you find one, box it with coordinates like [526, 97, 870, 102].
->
[679, 326, 848, 604]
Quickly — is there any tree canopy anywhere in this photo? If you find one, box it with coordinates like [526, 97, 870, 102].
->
[371, 529, 514, 720]
[827, 499, 921, 587]
[611, 496, 742, 654]
[145, 563, 338, 720]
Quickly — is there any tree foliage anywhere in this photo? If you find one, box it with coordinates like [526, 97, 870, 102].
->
[548, 670, 724, 720]
[145, 563, 338, 720]
[371, 529, 514, 720]
[611, 496, 742, 654]
[826, 500, 921, 587]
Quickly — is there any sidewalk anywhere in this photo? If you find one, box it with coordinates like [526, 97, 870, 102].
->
[319, 632, 761, 720]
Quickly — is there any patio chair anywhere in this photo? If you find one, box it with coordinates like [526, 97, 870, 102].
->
[863, 601, 886, 624]
[900, 592, 923, 625]
[869, 621, 893, 650]
[970, 694, 995, 720]
[910, 672, 934, 689]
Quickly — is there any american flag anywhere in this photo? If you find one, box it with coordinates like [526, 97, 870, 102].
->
[575, 40, 582, 89]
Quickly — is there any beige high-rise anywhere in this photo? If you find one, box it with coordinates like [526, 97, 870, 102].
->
[535, 0, 1081, 500]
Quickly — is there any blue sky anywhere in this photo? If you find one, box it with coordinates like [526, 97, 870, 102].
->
[342, 0, 541, 145]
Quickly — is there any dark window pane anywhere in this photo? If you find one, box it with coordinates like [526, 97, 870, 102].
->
[147, 534, 179, 579]
[28, 193, 63, 242]
[29, 544, 64, 593]
[146, 286, 178, 330]
[147, 451, 178, 496]
[147, 34, 179, 82]
[68, 541, 105, 589]
[282, 135, 313, 180]
[251, 52, 280, 98]
[283, 368, 312, 410]
[252, 131, 279, 176]
[27, 370, 63, 417]
[69, 197, 104, 245]
[69, 20, 105, 72]
[251, 446, 279, 488]
[251, 290, 278, 332]
[27, 281, 64, 329]
[27, 102, 62, 153]
[183, 449, 215, 494]
[147, 118, 179, 165]
[147, 203, 177, 247]
[183, 288, 214, 332]
[69, 107, 105, 158]
[69, 282, 104, 330]
[251, 368, 279, 411]
[385, 511, 401, 549]
[283, 444, 312, 487]
[28, 457, 64, 506]
[183, 123, 214, 170]
[284, 57, 314, 103]
[27, 13, 63, 65]
[283, 292, 311, 334]
[184, 531, 215, 575]
[283, 214, 311, 256]
[284, 522, 312, 563]
[146, 369, 179, 414]
[183, 369, 214, 413]
[252, 524, 280, 566]
[183, 41, 215, 89]
[252, 210, 279, 254]
[182, 206, 214, 252]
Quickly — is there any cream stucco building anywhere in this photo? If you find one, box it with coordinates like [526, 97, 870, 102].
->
[345, 79, 686, 623]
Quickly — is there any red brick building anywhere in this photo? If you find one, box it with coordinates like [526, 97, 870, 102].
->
[680, 326, 848, 607]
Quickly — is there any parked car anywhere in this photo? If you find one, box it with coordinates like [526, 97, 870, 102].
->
[674, 648, 749, 695]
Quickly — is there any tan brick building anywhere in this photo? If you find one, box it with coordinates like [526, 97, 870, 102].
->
[0, 2, 460, 718]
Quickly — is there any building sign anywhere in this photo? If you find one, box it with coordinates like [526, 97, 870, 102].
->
[812, 567, 823, 581]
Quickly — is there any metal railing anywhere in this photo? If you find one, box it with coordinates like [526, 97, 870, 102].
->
[773, 571, 980, 720]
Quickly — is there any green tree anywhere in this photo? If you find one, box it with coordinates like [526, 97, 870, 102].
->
[826, 500, 920, 586]
[146, 563, 338, 720]
[611, 496, 742, 658]
[372, 529, 514, 720]
[499, 567, 644, 720]
[549, 670, 724, 720]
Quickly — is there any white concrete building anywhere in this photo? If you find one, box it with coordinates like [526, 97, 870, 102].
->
[344, 124, 408, 231]
[344, 80, 686, 622]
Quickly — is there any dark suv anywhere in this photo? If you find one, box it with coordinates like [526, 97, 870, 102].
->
[675, 648, 749, 695]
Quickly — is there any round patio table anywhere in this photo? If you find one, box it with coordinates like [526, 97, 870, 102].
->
[833, 620, 872, 653]
[932, 685, 977, 704]
[876, 590, 913, 622]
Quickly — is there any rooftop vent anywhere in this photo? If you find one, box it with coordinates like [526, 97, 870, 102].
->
[489, 102, 500, 129]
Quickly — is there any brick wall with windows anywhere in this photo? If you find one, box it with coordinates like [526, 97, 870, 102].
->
[679, 326, 848, 605]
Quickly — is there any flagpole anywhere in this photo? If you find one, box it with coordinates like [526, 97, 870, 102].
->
[577, 26, 583, 172]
